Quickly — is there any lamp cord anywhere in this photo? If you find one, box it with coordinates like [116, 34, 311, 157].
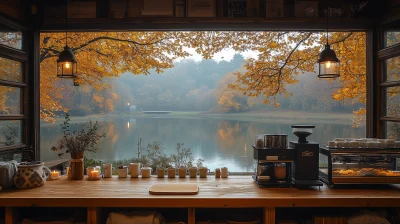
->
[65, 0, 68, 48]
[326, 7, 329, 45]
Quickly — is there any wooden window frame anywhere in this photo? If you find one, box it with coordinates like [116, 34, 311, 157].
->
[0, 15, 29, 157]
[376, 22, 400, 138]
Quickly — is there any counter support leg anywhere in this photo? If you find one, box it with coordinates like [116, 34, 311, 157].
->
[188, 208, 195, 224]
[5, 207, 16, 224]
[87, 207, 98, 224]
[264, 207, 275, 224]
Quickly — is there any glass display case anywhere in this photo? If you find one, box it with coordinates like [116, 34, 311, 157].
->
[319, 147, 400, 186]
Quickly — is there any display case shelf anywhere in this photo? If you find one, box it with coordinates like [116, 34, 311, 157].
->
[319, 147, 400, 186]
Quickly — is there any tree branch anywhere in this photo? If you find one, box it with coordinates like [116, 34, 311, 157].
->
[330, 32, 353, 45]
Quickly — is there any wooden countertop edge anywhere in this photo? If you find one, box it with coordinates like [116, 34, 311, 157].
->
[1, 197, 399, 208]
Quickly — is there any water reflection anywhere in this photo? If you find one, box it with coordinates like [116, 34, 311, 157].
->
[40, 116, 365, 171]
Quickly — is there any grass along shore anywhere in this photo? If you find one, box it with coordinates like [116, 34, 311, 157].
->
[40, 110, 361, 126]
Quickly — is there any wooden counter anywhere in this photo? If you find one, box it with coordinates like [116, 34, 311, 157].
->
[1, 176, 400, 208]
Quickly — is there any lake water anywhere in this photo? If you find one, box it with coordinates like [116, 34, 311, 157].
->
[40, 115, 365, 171]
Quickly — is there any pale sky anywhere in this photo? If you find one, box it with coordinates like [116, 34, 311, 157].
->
[179, 47, 259, 62]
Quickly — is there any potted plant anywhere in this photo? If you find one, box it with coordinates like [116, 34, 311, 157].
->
[51, 113, 105, 180]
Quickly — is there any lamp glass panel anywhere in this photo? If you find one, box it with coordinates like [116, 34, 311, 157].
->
[57, 61, 77, 77]
[319, 61, 340, 77]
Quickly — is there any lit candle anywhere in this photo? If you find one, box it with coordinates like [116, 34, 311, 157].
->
[91, 170, 99, 179]
[51, 170, 60, 179]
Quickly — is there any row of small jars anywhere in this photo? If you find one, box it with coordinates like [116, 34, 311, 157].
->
[117, 164, 229, 178]
[328, 138, 400, 149]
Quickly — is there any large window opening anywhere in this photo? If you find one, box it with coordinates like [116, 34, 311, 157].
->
[39, 31, 367, 172]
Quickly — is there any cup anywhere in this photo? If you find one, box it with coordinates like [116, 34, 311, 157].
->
[129, 163, 141, 178]
[221, 167, 228, 178]
[350, 141, 359, 148]
[157, 168, 166, 178]
[360, 141, 368, 148]
[199, 167, 209, 178]
[178, 167, 187, 178]
[168, 168, 176, 178]
[343, 141, 351, 148]
[141, 167, 152, 178]
[335, 141, 343, 148]
[215, 168, 221, 178]
[103, 163, 115, 178]
[328, 141, 335, 148]
[189, 167, 198, 178]
[118, 167, 128, 178]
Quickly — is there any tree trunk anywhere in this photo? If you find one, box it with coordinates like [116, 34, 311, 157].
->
[69, 152, 84, 180]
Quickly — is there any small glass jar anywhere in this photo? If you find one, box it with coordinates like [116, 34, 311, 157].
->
[256, 134, 264, 148]
[274, 163, 287, 180]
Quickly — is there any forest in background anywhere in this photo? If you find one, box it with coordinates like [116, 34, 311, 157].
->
[58, 54, 363, 117]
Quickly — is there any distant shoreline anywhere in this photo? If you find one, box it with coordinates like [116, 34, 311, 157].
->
[40, 110, 363, 127]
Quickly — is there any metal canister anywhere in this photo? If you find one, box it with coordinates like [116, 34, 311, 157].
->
[279, 134, 288, 148]
[264, 134, 273, 148]
[271, 135, 280, 148]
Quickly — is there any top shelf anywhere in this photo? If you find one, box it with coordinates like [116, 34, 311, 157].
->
[320, 147, 400, 154]
[40, 17, 376, 32]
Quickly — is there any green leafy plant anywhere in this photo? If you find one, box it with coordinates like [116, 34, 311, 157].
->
[51, 113, 105, 158]
[109, 141, 205, 174]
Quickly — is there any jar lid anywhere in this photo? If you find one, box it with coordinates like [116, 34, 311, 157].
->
[291, 125, 315, 128]
[275, 163, 286, 167]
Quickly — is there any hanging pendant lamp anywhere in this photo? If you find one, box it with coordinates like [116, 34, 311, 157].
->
[57, 1, 77, 79]
[318, 8, 340, 79]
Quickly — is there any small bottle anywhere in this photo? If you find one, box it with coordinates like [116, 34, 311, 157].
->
[215, 168, 221, 178]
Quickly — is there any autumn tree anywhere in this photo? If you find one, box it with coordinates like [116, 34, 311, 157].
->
[40, 32, 195, 122]
[3, 31, 394, 123]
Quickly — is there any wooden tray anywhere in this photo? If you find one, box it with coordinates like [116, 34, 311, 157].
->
[149, 183, 199, 195]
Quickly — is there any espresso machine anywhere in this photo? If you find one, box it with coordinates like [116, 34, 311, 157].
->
[289, 125, 323, 188]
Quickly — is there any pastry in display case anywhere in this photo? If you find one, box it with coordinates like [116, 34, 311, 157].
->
[319, 147, 400, 186]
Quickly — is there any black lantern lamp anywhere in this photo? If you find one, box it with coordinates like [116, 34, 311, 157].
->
[57, 46, 77, 78]
[318, 8, 340, 79]
[57, 1, 77, 79]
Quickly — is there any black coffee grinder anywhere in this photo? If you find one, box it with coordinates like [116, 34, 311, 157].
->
[289, 125, 323, 188]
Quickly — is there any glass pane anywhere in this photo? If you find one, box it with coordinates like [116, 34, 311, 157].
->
[385, 121, 400, 140]
[0, 23, 22, 50]
[0, 57, 23, 82]
[0, 151, 22, 162]
[0, 86, 21, 115]
[384, 30, 400, 48]
[384, 86, 400, 117]
[384, 56, 400, 82]
[0, 120, 22, 147]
